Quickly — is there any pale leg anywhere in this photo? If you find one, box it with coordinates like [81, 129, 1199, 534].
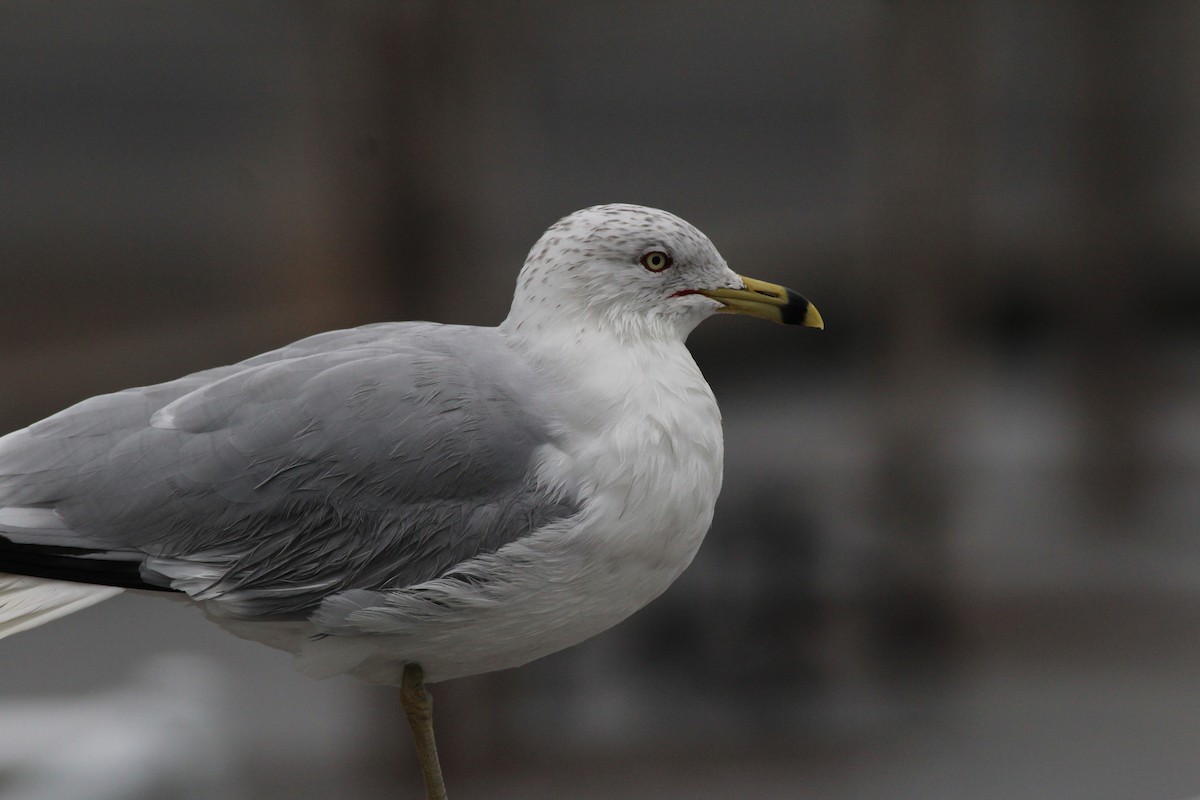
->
[400, 663, 449, 800]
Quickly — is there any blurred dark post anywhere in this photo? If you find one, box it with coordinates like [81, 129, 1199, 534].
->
[299, 3, 477, 324]
[301, 2, 541, 780]
[863, 2, 979, 679]
[1067, 3, 1156, 526]
[304, 3, 539, 329]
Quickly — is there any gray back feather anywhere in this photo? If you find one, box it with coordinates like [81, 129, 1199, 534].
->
[0, 323, 578, 618]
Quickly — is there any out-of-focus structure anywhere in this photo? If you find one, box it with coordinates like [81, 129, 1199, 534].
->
[3, 3, 1200, 798]
[0, 656, 238, 800]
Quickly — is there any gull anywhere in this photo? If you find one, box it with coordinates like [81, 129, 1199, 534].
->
[0, 204, 822, 799]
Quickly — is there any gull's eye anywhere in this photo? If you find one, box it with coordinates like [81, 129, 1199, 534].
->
[640, 250, 673, 272]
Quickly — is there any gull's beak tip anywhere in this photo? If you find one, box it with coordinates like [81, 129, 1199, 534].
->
[800, 299, 824, 330]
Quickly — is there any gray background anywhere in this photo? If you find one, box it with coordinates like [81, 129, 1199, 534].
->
[2, 3, 1200, 798]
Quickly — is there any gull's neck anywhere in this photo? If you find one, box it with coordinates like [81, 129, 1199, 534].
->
[500, 290, 709, 351]
[500, 309, 693, 398]
[498, 310, 721, 449]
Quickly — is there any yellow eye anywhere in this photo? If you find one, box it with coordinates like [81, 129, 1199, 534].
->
[640, 250, 673, 272]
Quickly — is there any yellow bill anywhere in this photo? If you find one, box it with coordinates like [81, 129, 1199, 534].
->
[700, 276, 824, 328]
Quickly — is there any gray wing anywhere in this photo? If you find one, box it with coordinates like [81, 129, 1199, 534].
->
[0, 323, 578, 619]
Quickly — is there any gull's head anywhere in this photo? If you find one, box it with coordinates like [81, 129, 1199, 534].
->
[503, 204, 822, 342]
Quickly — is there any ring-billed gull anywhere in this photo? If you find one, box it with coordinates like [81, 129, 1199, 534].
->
[0, 204, 821, 798]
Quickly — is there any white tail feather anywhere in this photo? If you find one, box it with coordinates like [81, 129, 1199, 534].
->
[0, 575, 122, 638]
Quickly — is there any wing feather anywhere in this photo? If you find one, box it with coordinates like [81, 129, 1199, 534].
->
[0, 323, 578, 619]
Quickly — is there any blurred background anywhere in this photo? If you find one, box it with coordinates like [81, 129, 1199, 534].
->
[2, 2, 1200, 798]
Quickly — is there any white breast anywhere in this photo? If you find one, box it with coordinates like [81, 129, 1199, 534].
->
[563, 337, 725, 571]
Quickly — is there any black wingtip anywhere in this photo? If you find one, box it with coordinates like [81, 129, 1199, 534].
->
[0, 536, 176, 592]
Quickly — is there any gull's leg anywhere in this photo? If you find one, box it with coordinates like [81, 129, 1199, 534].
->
[400, 662, 449, 800]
